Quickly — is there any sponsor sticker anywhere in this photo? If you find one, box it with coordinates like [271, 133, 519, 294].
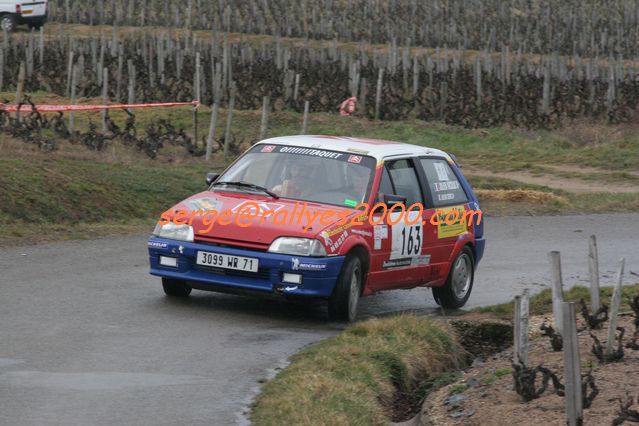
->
[382, 258, 412, 269]
[433, 161, 450, 181]
[433, 181, 460, 192]
[291, 257, 328, 271]
[348, 155, 363, 164]
[278, 146, 343, 159]
[411, 254, 431, 266]
[148, 241, 168, 249]
[186, 197, 222, 211]
[437, 193, 455, 202]
[329, 231, 348, 253]
[350, 228, 373, 238]
[261, 145, 276, 152]
[436, 205, 467, 239]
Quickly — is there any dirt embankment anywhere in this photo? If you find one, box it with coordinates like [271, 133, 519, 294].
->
[422, 314, 639, 425]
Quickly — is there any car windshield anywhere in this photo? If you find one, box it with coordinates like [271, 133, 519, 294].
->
[216, 144, 376, 207]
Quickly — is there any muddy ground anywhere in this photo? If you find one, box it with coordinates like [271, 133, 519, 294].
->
[422, 314, 639, 425]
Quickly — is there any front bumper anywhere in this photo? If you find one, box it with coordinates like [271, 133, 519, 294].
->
[148, 237, 345, 298]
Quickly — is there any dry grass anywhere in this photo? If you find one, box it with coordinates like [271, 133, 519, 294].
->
[250, 314, 465, 426]
[475, 189, 566, 204]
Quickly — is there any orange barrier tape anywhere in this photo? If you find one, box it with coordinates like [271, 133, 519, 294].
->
[0, 100, 200, 113]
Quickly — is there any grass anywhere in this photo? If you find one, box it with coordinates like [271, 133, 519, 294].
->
[250, 314, 465, 426]
[0, 154, 216, 245]
[7, 91, 639, 172]
[473, 284, 639, 317]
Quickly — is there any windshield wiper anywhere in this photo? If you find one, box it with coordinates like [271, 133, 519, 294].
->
[213, 181, 279, 199]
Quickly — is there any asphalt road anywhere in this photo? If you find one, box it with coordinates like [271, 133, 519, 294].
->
[1, 214, 638, 425]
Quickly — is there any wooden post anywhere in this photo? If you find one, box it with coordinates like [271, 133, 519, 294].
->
[205, 103, 219, 162]
[15, 62, 26, 121]
[604, 258, 625, 356]
[66, 50, 74, 97]
[259, 96, 269, 140]
[127, 60, 135, 114]
[588, 235, 600, 312]
[513, 290, 530, 366]
[115, 49, 123, 103]
[223, 86, 236, 160]
[69, 64, 78, 133]
[374, 68, 384, 120]
[101, 67, 109, 133]
[293, 73, 301, 101]
[193, 52, 201, 143]
[561, 302, 583, 426]
[549, 251, 565, 334]
[38, 27, 44, 65]
[301, 100, 310, 135]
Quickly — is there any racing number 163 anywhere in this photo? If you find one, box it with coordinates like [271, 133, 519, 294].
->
[400, 225, 421, 256]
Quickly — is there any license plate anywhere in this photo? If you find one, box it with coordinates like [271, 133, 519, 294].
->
[196, 251, 259, 273]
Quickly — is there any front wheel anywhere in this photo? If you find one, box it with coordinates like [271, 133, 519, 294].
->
[432, 247, 474, 309]
[162, 278, 192, 298]
[328, 255, 362, 322]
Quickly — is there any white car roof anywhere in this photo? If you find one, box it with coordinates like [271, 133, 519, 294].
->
[256, 135, 452, 162]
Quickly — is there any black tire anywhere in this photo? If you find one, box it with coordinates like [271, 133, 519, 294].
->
[0, 14, 17, 33]
[328, 255, 362, 322]
[432, 246, 474, 309]
[162, 278, 192, 298]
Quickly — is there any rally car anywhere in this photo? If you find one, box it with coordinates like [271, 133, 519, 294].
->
[148, 136, 485, 321]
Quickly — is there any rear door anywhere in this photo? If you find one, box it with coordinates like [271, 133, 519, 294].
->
[416, 157, 471, 283]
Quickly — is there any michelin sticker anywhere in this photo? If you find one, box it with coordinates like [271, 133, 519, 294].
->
[389, 210, 422, 260]
[148, 241, 168, 249]
[291, 258, 328, 271]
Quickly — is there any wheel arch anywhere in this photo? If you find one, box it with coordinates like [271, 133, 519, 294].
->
[345, 244, 369, 295]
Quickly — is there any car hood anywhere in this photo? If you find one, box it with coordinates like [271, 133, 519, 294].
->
[167, 191, 358, 248]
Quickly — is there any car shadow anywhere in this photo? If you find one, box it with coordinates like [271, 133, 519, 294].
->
[146, 286, 442, 327]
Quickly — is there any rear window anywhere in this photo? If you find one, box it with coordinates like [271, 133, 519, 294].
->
[419, 158, 468, 207]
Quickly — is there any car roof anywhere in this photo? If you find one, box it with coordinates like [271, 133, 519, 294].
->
[256, 135, 453, 162]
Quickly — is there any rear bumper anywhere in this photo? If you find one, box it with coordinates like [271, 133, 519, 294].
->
[474, 236, 486, 265]
[148, 237, 345, 298]
[18, 14, 47, 24]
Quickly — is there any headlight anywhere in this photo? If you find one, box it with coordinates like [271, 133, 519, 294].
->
[268, 237, 327, 257]
[153, 223, 194, 242]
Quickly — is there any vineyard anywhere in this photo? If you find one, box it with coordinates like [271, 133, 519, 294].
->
[2, 1, 639, 157]
[49, 0, 639, 57]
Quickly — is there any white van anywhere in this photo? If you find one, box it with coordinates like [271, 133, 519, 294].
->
[0, 0, 47, 32]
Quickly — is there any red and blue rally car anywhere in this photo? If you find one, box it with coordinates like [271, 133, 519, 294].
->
[148, 136, 485, 321]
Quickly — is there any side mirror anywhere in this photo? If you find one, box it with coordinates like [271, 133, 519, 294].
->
[383, 193, 407, 207]
[206, 172, 220, 186]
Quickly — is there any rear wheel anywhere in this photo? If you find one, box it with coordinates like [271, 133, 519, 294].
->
[162, 278, 192, 298]
[0, 15, 17, 33]
[432, 247, 474, 309]
[328, 255, 362, 322]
